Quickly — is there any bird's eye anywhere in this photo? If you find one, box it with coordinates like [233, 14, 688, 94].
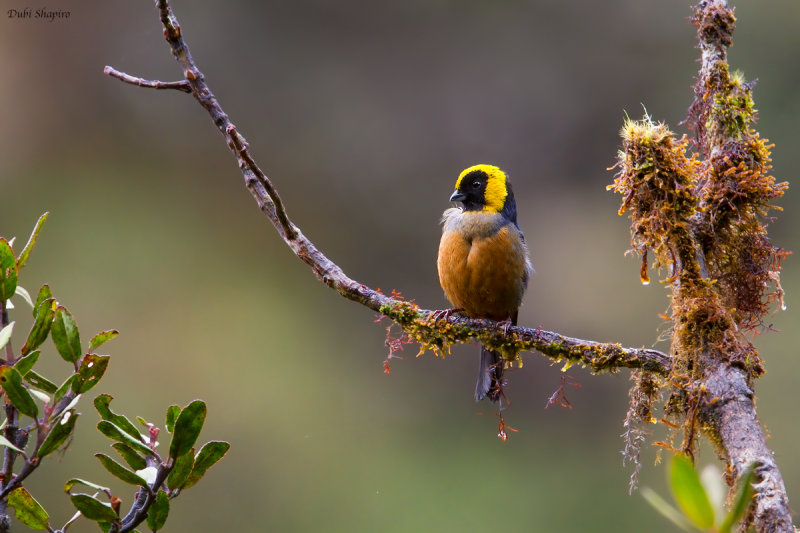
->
[472, 180, 481, 189]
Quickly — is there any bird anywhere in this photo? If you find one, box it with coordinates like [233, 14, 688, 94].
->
[437, 164, 533, 402]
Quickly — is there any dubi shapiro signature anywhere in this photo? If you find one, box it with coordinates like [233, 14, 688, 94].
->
[8, 8, 71, 21]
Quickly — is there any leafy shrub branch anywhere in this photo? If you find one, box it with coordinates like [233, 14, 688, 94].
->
[0, 216, 229, 531]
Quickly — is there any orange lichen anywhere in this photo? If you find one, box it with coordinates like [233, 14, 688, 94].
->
[610, 55, 787, 459]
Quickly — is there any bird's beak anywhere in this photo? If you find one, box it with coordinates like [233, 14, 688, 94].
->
[449, 191, 467, 203]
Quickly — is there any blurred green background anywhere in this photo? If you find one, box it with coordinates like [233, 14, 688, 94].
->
[1, 0, 798, 531]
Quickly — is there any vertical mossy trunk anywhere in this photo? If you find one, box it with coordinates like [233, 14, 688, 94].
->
[610, 1, 791, 530]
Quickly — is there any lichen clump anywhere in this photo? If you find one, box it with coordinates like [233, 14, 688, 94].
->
[610, 118, 702, 280]
[610, 39, 788, 459]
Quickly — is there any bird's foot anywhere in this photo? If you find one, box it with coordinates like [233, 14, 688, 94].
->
[498, 318, 514, 336]
[430, 308, 463, 323]
[488, 374, 509, 404]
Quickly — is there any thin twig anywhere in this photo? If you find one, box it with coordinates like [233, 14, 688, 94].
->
[0, 402, 46, 501]
[103, 66, 190, 93]
[0, 458, 40, 501]
[0, 302, 13, 364]
[226, 125, 297, 240]
[0, 299, 22, 527]
[116, 459, 172, 533]
[59, 509, 83, 532]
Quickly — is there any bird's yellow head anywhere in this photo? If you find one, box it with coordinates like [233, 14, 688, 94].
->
[450, 164, 514, 216]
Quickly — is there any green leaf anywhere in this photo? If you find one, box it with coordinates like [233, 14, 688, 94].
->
[700, 464, 725, 518]
[64, 478, 111, 494]
[136, 466, 158, 486]
[14, 285, 33, 308]
[112, 443, 147, 471]
[0, 366, 38, 417]
[169, 400, 206, 460]
[95, 453, 148, 486]
[29, 389, 50, 404]
[720, 464, 756, 533]
[8, 486, 49, 530]
[89, 330, 119, 352]
[51, 305, 82, 363]
[72, 354, 109, 394]
[24, 370, 58, 394]
[14, 350, 39, 376]
[37, 409, 78, 458]
[165, 405, 180, 433]
[94, 394, 144, 442]
[182, 441, 230, 489]
[21, 297, 55, 356]
[670, 454, 715, 530]
[0, 321, 13, 351]
[166, 449, 194, 490]
[0, 239, 18, 302]
[53, 375, 76, 405]
[0, 433, 24, 453]
[0, 434, 24, 453]
[146, 490, 169, 531]
[70, 493, 118, 522]
[32, 285, 52, 317]
[96, 421, 154, 457]
[15, 212, 48, 270]
[642, 487, 693, 531]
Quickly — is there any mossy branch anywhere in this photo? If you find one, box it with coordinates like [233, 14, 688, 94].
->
[380, 300, 671, 375]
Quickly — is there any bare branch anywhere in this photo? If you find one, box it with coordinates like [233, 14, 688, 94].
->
[226, 125, 297, 240]
[103, 66, 191, 93]
[104, 0, 666, 377]
[116, 462, 171, 533]
[701, 364, 792, 532]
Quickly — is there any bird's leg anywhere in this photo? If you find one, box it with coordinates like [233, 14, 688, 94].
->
[498, 318, 514, 336]
[430, 308, 463, 323]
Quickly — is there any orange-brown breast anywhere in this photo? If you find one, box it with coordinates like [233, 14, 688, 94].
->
[437, 214, 529, 321]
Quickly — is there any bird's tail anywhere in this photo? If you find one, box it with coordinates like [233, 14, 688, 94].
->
[475, 346, 504, 402]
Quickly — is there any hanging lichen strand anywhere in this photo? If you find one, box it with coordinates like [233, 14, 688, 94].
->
[608, 0, 787, 459]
